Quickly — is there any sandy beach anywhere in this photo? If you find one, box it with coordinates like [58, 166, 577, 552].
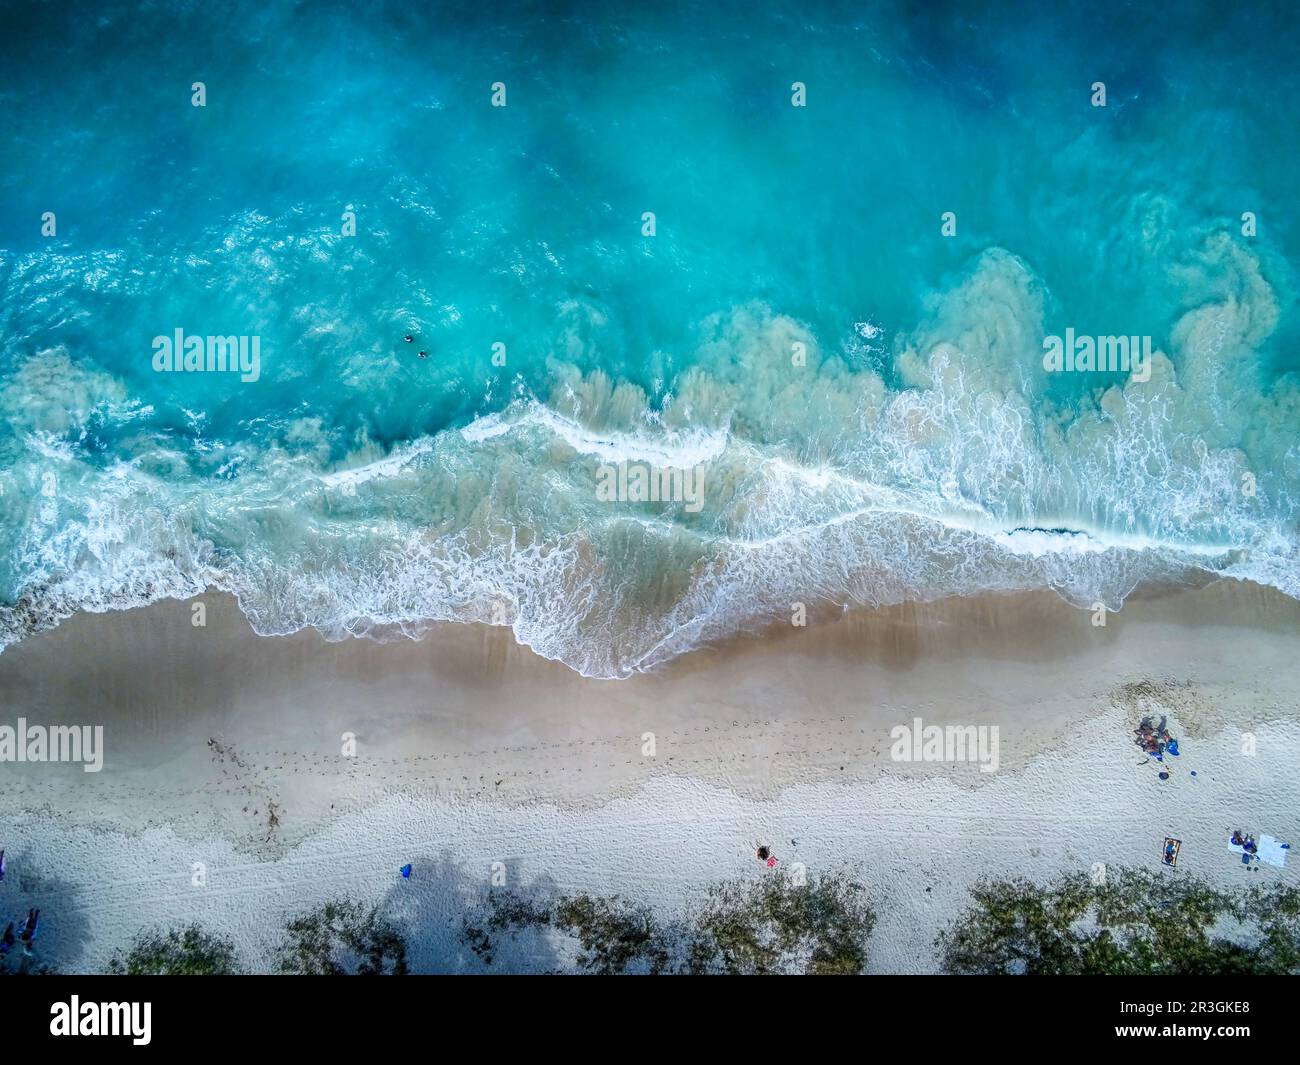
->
[1, 579, 1298, 972]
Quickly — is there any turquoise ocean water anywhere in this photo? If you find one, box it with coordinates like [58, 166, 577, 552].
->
[1, 0, 1297, 676]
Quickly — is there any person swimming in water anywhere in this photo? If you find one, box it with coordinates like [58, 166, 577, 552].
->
[0, 922, 15, 956]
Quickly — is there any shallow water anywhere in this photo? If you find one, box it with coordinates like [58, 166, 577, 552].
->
[1, 0, 1297, 675]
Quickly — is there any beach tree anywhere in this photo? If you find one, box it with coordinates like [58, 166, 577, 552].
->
[939, 868, 1300, 975]
[464, 889, 671, 974]
[688, 869, 875, 974]
[278, 899, 408, 975]
[463, 868, 876, 975]
[551, 893, 674, 974]
[108, 925, 239, 975]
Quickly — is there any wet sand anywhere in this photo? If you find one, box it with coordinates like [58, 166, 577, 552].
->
[1, 579, 1296, 853]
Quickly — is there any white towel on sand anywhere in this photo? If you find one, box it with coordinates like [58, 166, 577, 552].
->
[1228, 835, 1289, 868]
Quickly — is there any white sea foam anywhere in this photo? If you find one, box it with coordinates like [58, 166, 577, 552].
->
[1, 241, 1297, 676]
[317, 438, 435, 489]
[460, 400, 730, 467]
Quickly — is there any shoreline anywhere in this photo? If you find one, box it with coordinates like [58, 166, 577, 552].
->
[2, 579, 1299, 972]
[0, 579, 1297, 848]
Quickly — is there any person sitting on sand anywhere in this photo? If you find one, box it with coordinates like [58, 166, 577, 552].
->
[19, 908, 39, 948]
[1231, 830, 1245, 846]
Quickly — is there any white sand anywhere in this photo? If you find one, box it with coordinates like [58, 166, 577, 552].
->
[0, 581, 1298, 972]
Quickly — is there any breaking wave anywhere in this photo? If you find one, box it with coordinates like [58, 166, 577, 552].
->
[1, 241, 1296, 678]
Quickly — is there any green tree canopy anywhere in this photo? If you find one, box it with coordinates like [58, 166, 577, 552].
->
[108, 925, 239, 975]
[278, 899, 408, 975]
[465, 868, 876, 974]
[940, 868, 1300, 975]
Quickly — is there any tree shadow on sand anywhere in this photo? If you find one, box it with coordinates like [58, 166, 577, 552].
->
[0, 848, 92, 975]
[378, 851, 561, 974]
